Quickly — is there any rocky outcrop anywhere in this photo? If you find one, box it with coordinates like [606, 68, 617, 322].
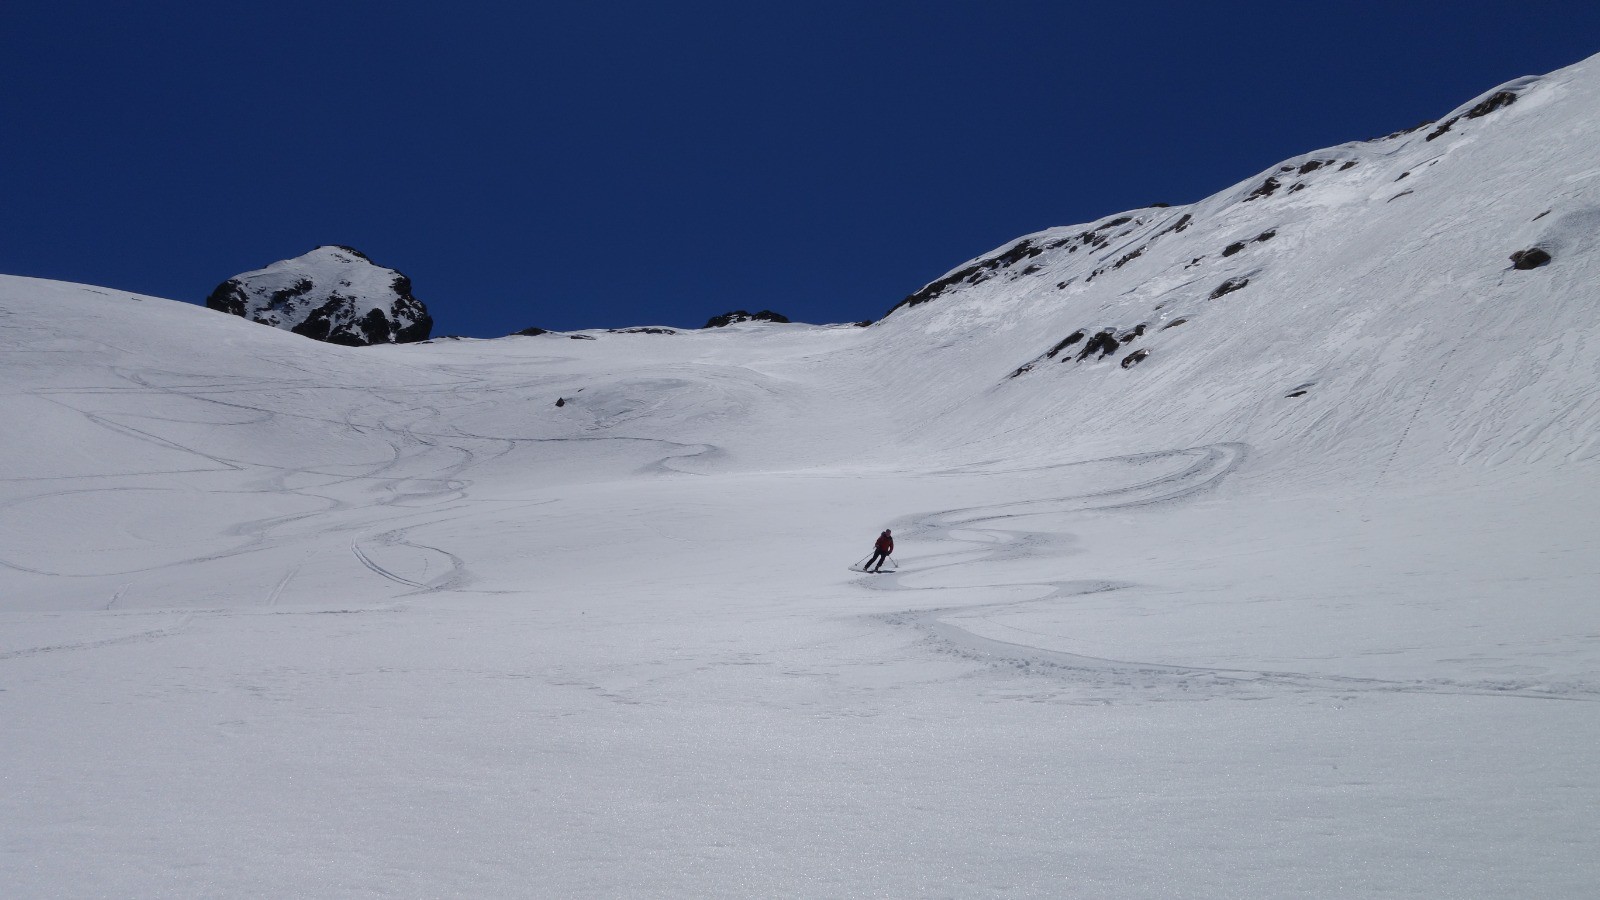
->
[1243, 177, 1282, 201]
[891, 215, 1159, 313]
[1077, 330, 1121, 360]
[703, 310, 790, 329]
[205, 246, 432, 346]
[1510, 247, 1552, 270]
[1223, 230, 1276, 257]
[1427, 90, 1519, 142]
[1210, 277, 1250, 300]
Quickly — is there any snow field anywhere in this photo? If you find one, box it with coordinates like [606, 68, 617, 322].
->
[6, 52, 1600, 897]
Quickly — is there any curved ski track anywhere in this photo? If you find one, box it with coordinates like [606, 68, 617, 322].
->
[861, 443, 1593, 703]
[3, 363, 721, 599]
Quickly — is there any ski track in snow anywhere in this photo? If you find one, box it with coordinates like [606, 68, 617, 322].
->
[864, 443, 1594, 703]
[1, 358, 727, 596]
[0, 612, 192, 661]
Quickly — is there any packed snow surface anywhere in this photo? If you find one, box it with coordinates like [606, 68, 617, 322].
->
[4, 54, 1600, 897]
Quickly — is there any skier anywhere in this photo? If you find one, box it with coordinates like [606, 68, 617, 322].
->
[865, 529, 894, 572]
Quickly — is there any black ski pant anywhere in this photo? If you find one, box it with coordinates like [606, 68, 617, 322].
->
[866, 550, 890, 571]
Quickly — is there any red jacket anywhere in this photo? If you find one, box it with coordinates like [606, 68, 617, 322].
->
[875, 533, 894, 553]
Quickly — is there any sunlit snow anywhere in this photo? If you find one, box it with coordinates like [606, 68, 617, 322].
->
[4, 54, 1599, 898]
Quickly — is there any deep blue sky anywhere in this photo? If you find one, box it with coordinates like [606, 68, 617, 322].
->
[3, 2, 1598, 335]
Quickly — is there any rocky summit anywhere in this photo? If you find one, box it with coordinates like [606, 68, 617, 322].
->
[702, 309, 790, 328]
[205, 245, 432, 346]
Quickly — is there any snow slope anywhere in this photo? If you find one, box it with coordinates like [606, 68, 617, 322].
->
[867, 67, 1600, 481]
[3, 55, 1599, 898]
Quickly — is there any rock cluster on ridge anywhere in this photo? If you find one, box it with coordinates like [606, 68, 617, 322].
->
[703, 310, 790, 329]
[206, 246, 432, 346]
[879, 60, 1575, 395]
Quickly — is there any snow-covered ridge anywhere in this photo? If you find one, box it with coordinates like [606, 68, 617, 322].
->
[884, 61, 1568, 339]
[205, 245, 432, 346]
[860, 51, 1600, 476]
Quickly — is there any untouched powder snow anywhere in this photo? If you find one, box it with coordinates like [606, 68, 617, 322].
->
[3, 55, 1600, 898]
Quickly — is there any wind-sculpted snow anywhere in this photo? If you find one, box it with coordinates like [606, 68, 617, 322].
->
[5, 51, 1600, 900]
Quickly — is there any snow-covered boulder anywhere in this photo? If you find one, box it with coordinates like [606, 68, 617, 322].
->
[205, 245, 433, 346]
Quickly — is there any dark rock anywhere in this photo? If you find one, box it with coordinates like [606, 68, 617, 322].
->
[1297, 159, 1326, 175]
[1373, 121, 1434, 141]
[1510, 248, 1552, 270]
[1222, 230, 1275, 258]
[1047, 331, 1086, 358]
[1113, 247, 1145, 269]
[1118, 324, 1147, 343]
[205, 245, 432, 346]
[1288, 183, 1307, 193]
[1395, 171, 1410, 181]
[611, 327, 678, 335]
[1465, 90, 1517, 119]
[1389, 190, 1414, 202]
[1120, 349, 1149, 369]
[1533, 209, 1552, 221]
[569, 334, 596, 340]
[555, 397, 566, 407]
[1422, 93, 1511, 144]
[994, 239, 1047, 266]
[513, 326, 550, 336]
[703, 310, 790, 328]
[1156, 213, 1194, 237]
[1244, 177, 1281, 202]
[1339, 160, 1359, 171]
[1210, 277, 1249, 300]
[1076, 330, 1120, 361]
[204, 284, 247, 317]
[888, 238, 1052, 314]
[1162, 318, 1188, 330]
